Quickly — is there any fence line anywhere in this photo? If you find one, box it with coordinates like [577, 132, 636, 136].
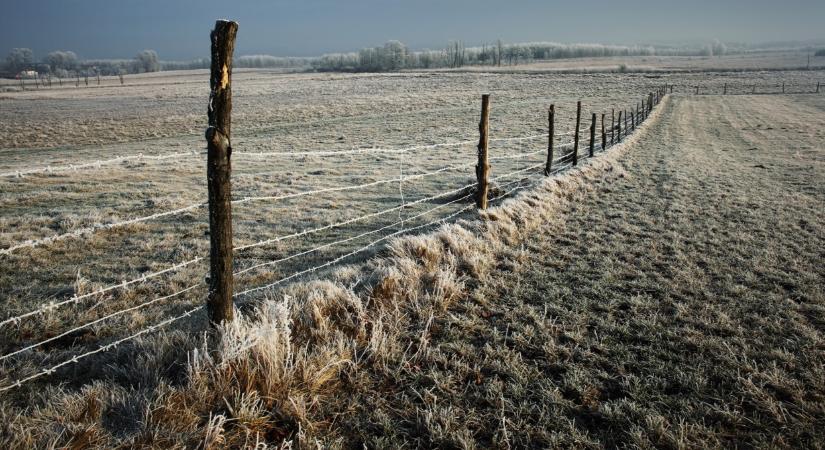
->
[0, 133, 559, 256]
[0, 47, 671, 391]
[0, 143, 561, 328]
[0, 176, 543, 392]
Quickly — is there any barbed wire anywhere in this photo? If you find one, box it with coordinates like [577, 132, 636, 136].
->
[0, 203, 206, 256]
[0, 150, 205, 179]
[1, 132, 554, 256]
[0, 304, 203, 393]
[0, 283, 203, 361]
[0, 257, 204, 328]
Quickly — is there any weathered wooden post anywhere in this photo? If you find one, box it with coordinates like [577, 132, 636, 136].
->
[572, 101, 581, 166]
[611, 108, 615, 145]
[600, 113, 606, 151]
[630, 111, 635, 132]
[206, 19, 239, 326]
[696, 85, 699, 95]
[724, 83, 727, 95]
[782, 82, 785, 94]
[476, 94, 491, 208]
[97, 73, 101, 85]
[816, 82, 820, 94]
[589, 113, 596, 157]
[617, 110, 623, 142]
[670, 85, 673, 94]
[624, 110, 628, 136]
[544, 104, 554, 176]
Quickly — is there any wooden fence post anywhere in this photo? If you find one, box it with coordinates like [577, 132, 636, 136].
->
[610, 108, 615, 145]
[670, 85, 673, 94]
[600, 113, 606, 151]
[617, 110, 623, 142]
[544, 104, 554, 176]
[624, 110, 629, 136]
[696, 85, 699, 95]
[476, 94, 491, 208]
[572, 101, 581, 166]
[753, 85, 756, 94]
[816, 82, 820, 94]
[630, 111, 635, 131]
[206, 19, 239, 326]
[782, 82, 785, 94]
[724, 83, 727, 95]
[589, 113, 596, 157]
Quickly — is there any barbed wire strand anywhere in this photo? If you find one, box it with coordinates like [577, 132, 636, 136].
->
[0, 257, 204, 328]
[0, 284, 203, 362]
[0, 304, 203, 393]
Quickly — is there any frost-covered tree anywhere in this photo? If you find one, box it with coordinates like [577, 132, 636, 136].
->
[6, 48, 34, 73]
[46, 51, 78, 72]
[135, 50, 160, 73]
[383, 40, 407, 71]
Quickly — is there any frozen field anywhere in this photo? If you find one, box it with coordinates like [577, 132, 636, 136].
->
[0, 64, 822, 398]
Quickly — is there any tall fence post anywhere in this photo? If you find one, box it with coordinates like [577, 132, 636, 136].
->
[630, 111, 635, 131]
[573, 101, 581, 166]
[610, 108, 615, 145]
[696, 85, 699, 95]
[782, 82, 785, 94]
[724, 83, 727, 95]
[624, 110, 629, 136]
[206, 19, 238, 326]
[544, 104, 554, 176]
[617, 110, 623, 142]
[816, 82, 820, 94]
[600, 113, 606, 151]
[589, 113, 596, 157]
[476, 94, 491, 209]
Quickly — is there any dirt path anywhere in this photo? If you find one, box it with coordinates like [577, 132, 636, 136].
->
[337, 95, 825, 448]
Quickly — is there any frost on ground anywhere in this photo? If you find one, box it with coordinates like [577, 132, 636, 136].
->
[0, 64, 824, 447]
[1, 92, 822, 447]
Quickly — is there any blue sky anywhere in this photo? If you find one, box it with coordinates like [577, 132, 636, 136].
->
[1, 0, 824, 60]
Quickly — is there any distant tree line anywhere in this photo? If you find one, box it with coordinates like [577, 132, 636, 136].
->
[310, 40, 665, 72]
[3, 38, 821, 79]
[2, 48, 162, 78]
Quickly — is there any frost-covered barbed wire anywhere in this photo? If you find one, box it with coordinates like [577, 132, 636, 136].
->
[0, 150, 205, 179]
[0, 284, 203, 361]
[0, 202, 206, 256]
[0, 257, 204, 328]
[234, 165, 545, 299]
[235, 193, 475, 297]
[231, 162, 474, 205]
[0, 304, 203, 393]
[234, 179, 480, 253]
[1, 132, 553, 255]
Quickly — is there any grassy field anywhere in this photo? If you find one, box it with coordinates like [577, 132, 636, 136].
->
[0, 59, 824, 447]
[325, 94, 825, 448]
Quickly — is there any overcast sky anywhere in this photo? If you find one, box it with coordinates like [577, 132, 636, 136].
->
[2, 0, 824, 60]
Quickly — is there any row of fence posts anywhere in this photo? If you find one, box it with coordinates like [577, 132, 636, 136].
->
[17, 72, 125, 91]
[203, 21, 674, 325]
[694, 82, 821, 95]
